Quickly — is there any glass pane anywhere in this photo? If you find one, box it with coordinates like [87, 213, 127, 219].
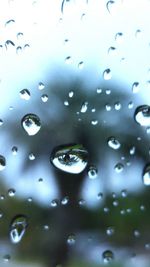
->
[0, 0, 150, 266]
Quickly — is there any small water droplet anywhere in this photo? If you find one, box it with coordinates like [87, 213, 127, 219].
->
[29, 152, 35, 160]
[69, 91, 74, 98]
[128, 101, 134, 109]
[24, 44, 30, 52]
[41, 94, 48, 102]
[105, 89, 111, 95]
[143, 163, 150, 186]
[67, 234, 76, 245]
[104, 207, 110, 213]
[134, 105, 150, 126]
[0, 155, 6, 171]
[121, 189, 127, 198]
[108, 136, 121, 150]
[38, 178, 43, 182]
[8, 188, 16, 197]
[134, 229, 140, 237]
[132, 82, 140, 93]
[12, 146, 18, 155]
[17, 32, 23, 39]
[91, 120, 98, 125]
[97, 192, 103, 199]
[145, 243, 150, 250]
[3, 255, 11, 262]
[20, 89, 30, 100]
[129, 146, 136, 155]
[51, 199, 59, 207]
[81, 102, 88, 113]
[10, 215, 28, 244]
[113, 199, 119, 207]
[78, 61, 84, 69]
[65, 56, 72, 64]
[16, 46, 22, 55]
[115, 163, 124, 173]
[114, 102, 121, 110]
[27, 197, 33, 202]
[38, 82, 45, 90]
[103, 68, 112, 80]
[88, 165, 98, 179]
[43, 224, 49, 231]
[106, 226, 115, 236]
[5, 19, 15, 27]
[97, 88, 102, 94]
[21, 114, 41, 136]
[106, 1, 115, 14]
[135, 29, 142, 38]
[0, 119, 3, 126]
[78, 199, 86, 206]
[108, 46, 117, 56]
[102, 250, 114, 263]
[61, 196, 69, 205]
[51, 144, 88, 174]
[5, 40, 15, 49]
[105, 104, 112, 111]
[115, 32, 124, 43]
[64, 100, 69, 106]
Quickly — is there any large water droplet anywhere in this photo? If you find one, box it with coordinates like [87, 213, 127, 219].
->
[143, 163, 150, 186]
[0, 155, 6, 171]
[21, 114, 41, 136]
[50, 144, 88, 174]
[134, 105, 150, 126]
[10, 215, 28, 244]
[108, 137, 121, 150]
[102, 250, 114, 263]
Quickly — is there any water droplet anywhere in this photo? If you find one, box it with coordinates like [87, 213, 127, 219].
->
[106, 1, 115, 14]
[8, 188, 16, 197]
[132, 82, 140, 93]
[12, 146, 18, 155]
[50, 144, 88, 174]
[129, 146, 136, 155]
[64, 100, 69, 106]
[135, 29, 142, 38]
[121, 189, 127, 198]
[91, 120, 98, 125]
[27, 197, 33, 202]
[21, 114, 41, 136]
[134, 229, 140, 237]
[134, 105, 150, 126]
[103, 69, 112, 80]
[104, 207, 110, 213]
[61, 196, 69, 205]
[106, 89, 111, 95]
[5, 19, 15, 27]
[16, 46, 22, 55]
[113, 199, 119, 207]
[41, 94, 48, 102]
[38, 82, 45, 90]
[10, 215, 28, 244]
[67, 234, 76, 245]
[3, 255, 11, 262]
[97, 192, 103, 199]
[81, 102, 88, 113]
[65, 56, 72, 64]
[69, 91, 74, 98]
[38, 177, 43, 183]
[24, 44, 30, 52]
[128, 101, 134, 109]
[108, 46, 117, 56]
[108, 136, 121, 150]
[106, 226, 115, 236]
[105, 104, 112, 111]
[43, 224, 49, 231]
[114, 102, 121, 110]
[88, 165, 98, 179]
[28, 153, 35, 161]
[102, 250, 114, 263]
[20, 89, 30, 100]
[17, 32, 23, 39]
[145, 243, 150, 250]
[0, 119, 3, 126]
[143, 163, 150, 186]
[61, 0, 70, 14]
[51, 199, 59, 207]
[78, 61, 84, 69]
[97, 88, 102, 94]
[78, 199, 86, 206]
[0, 155, 6, 171]
[115, 163, 124, 173]
[5, 40, 15, 49]
[115, 32, 124, 43]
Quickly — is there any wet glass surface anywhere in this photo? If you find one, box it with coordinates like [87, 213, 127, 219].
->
[0, 0, 150, 266]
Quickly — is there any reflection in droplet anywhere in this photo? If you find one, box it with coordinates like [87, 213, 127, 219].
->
[50, 144, 88, 174]
[10, 215, 28, 244]
[20, 89, 30, 100]
[102, 250, 114, 263]
[88, 166, 98, 179]
[115, 163, 124, 173]
[103, 68, 112, 80]
[81, 102, 88, 113]
[132, 82, 140, 93]
[21, 114, 41, 136]
[0, 155, 6, 171]
[108, 137, 121, 150]
[134, 105, 150, 126]
[143, 163, 150, 186]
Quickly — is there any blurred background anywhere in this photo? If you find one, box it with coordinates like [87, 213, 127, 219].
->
[0, 0, 150, 266]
